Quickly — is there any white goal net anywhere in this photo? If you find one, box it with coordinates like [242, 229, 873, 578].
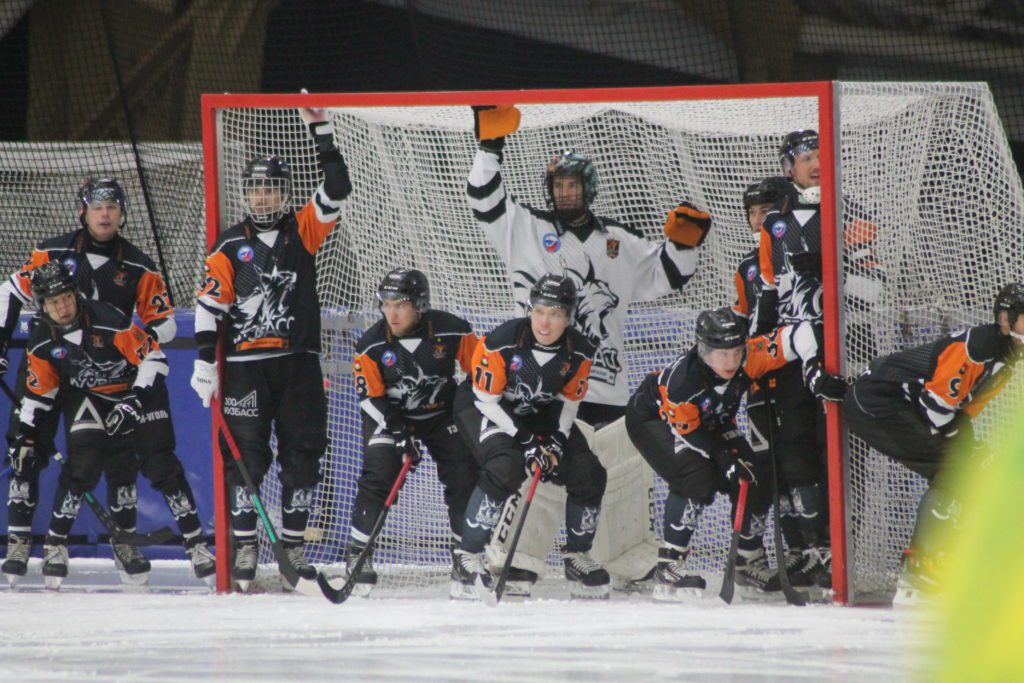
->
[208, 82, 1024, 603]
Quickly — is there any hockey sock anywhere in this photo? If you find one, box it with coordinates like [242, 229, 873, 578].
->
[739, 510, 768, 553]
[778, 491, 806, 549]
[48, 487, 83, 538]
[790, 482, 827, 548]
[6, 474, 39, 535]
[911, 486, 959, 557]
[564, 498, 601, 552]
[280, 485, 314, 546]
[460, 485, 506, 553]
[161, 478, 201, 537]
[662, 492, 705, 550]
[108, 484, 138, 531]
[230, 485, 258, 545]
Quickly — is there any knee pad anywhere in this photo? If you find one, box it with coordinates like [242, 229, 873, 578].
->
[139, 450, 186, 493]
[479, 452, 525, 499]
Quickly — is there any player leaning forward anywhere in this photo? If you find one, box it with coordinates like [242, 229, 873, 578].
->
[190, 103, 352, 591]
[9, 263, 175, 589]
[451, 275, 610, 598]
[467, 105, 712, 592]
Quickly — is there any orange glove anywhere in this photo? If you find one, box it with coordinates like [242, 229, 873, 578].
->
[663, 201, 712, 248]
[472, 105, 521, 141]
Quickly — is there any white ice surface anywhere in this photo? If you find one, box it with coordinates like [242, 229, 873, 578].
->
[0, 560, 936, 682]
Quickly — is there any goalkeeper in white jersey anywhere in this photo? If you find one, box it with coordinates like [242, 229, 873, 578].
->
[466, 105, 712, 594]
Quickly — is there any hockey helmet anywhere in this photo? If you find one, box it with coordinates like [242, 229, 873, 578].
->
[377, 267, 430, 313]
[545, 149, 598, 217]
[78, 177, 128, 229]
[241, 155, 293, 230]
[743, 176, 791, 211]
[779, 130, 819, 175]
[695, 307, 747, 356]
[994, 283, 1024, 327]
[528, 273, 578, 317]
[31, 261, 83, 334]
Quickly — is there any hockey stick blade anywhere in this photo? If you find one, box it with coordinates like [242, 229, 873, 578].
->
[719, 478, 749, 604]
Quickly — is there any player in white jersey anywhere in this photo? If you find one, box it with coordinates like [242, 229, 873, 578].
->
[466, 105, 713, 593]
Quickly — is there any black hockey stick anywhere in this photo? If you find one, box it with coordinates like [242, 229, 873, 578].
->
[213, 392, 320, 596]
[719, 478, 749, 604]
[764, 387, 808, 606]
[51, 452, 176, 547]
[478, 463, 544, 607]
[318, 450, 415, 604]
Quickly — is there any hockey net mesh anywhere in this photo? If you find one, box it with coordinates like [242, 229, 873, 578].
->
[212, 83, 1024, 602]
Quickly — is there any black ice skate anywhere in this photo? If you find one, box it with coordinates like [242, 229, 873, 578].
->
[450, 548, 489, 600]
[563, 551, 610, 599]
[343, 543, 378, 598]
[232, 541, 258, 592]
[111, 541, 151, 587]
[283, 542, 317, 584]
[502, 565, 539, 598]
[185, 536, 216, 586]
[2, 533, 31, 587]
[42, 536, 69, 591]
[735, 548, 781, 597]
[893, 549, 943, 607]
[652, 547, 705, 603]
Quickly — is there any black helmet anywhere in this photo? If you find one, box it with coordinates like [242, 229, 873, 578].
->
[743, 176, 791, 211]
[779, 130, 819, 175]
[528, 273, 578, 317]
[695, 307, 747, 353]
[377, 267, 430, 313]
[31, 261, 82, 334]
[78, 177, 128, 229]
[241, 155, 293, 230]
[994, 283, 1024, 326]
[545, 149, 597, 221]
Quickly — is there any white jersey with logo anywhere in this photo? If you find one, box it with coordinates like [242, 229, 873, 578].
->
[467, 147, 699, 406]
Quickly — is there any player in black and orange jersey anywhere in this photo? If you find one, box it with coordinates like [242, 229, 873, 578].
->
[190, 102, 352, 591]
[339, 268, 479, 596]
[625, 308, 846, 601]
[449, 274, 610, 600]
[845, 284, 1024, 600]
[4, 263, 173, 589]
[0, 178, 212, 587]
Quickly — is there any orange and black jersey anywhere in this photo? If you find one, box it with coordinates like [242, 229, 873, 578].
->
[460, 316, 596, 440]
[732, 247, 775, 336]
[353, 310, 478, 431]
[20, 299, 168, 428]
[632, 328, 794, 457]
[194, 201, 340, 360]
[864, 323, 1017, 430]
[0, 229, 174, 344]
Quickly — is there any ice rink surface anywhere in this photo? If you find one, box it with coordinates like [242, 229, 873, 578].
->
[0, 560, 936, 682]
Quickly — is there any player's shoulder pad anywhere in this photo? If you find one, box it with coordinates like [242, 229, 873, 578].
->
[426, 309, 473, 335]
[114, 237, 159, 272]
[37, 229, 79, 253]
[598, 215, 645, 241]
[210, 222, 249, 254]
[84, 299, 131, 331]
[355, 318, 389, 354]
[566, 327, 597, 359]
[26, 323, 53, 354]
[737, 248, 760, 273]
[521, 201, 556, 224]
[663, 348, 706, 400]
[965, 323, 1008, 363]
[484, 317, 526, 349]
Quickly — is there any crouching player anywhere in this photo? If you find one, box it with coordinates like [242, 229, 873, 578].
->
[9, 263, 174, 589]
[342, 267, 479, 595]
[451, 274, 610, 599]
[625, 308, 846, 601]
[845, 284, 1024, 603]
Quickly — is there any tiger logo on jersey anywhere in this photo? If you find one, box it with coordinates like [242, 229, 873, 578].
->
[69, 356, 130, 390]
[234, 267, 297, 342]
[506, 376, 556, 415]
[387, 366, 449, 412]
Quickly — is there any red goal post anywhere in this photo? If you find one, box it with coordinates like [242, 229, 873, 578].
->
[201, 82, 1022, 604]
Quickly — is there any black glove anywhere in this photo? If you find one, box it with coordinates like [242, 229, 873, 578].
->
[712, 443, 757, 488]
[7, 430, 37, 477]
[524, 443, 559, 482]
[105, 395, 143, 437]
[788, 251, 822, 280]
[803, 361, 848, 402]
[392, 429, 422, 471]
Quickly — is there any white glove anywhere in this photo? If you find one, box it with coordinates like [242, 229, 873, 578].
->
[190, 359, 219, 408]
[298, 88, 330, 128]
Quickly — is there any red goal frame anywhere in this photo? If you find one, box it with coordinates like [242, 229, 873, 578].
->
[200, 82, 848, 602]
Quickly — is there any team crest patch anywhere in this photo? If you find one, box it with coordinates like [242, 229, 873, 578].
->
[771, 220, 787, 237]
[606, 238, 620, 259]
[62, 257, 77, 275]
[542, 233, 561, 253]
[745, 264, 758, 281]
[113, 269, 128, 287]
[51, 346, 68, 360]
[237, 245, 254, 262]
[510, 354, 523, 371]
[560, 361, 570, 376]
[90, 334, 105, 348]
[433, 343, 446, 359]
[382, 350, 397, 367]
[701, 397, 713, 412]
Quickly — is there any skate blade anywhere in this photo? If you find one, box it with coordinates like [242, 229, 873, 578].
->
[119, 570, 150, 587]
[501, 580, 532, 599]
[4, 572, 24, 589]
[475, 575, 498, 607]
[284, 576, 322, 598]
[735, 584, 785, 603]
[652, 584, 704, 603]
[569, 584, 611, 600]
[892, 586, 933, 608]
[449, 580, 479, 601]
[43, 575, 64, 591]
[612, 576, 654, 595]
[349, 582, 373, 598]
[234, 579, 252, 593]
